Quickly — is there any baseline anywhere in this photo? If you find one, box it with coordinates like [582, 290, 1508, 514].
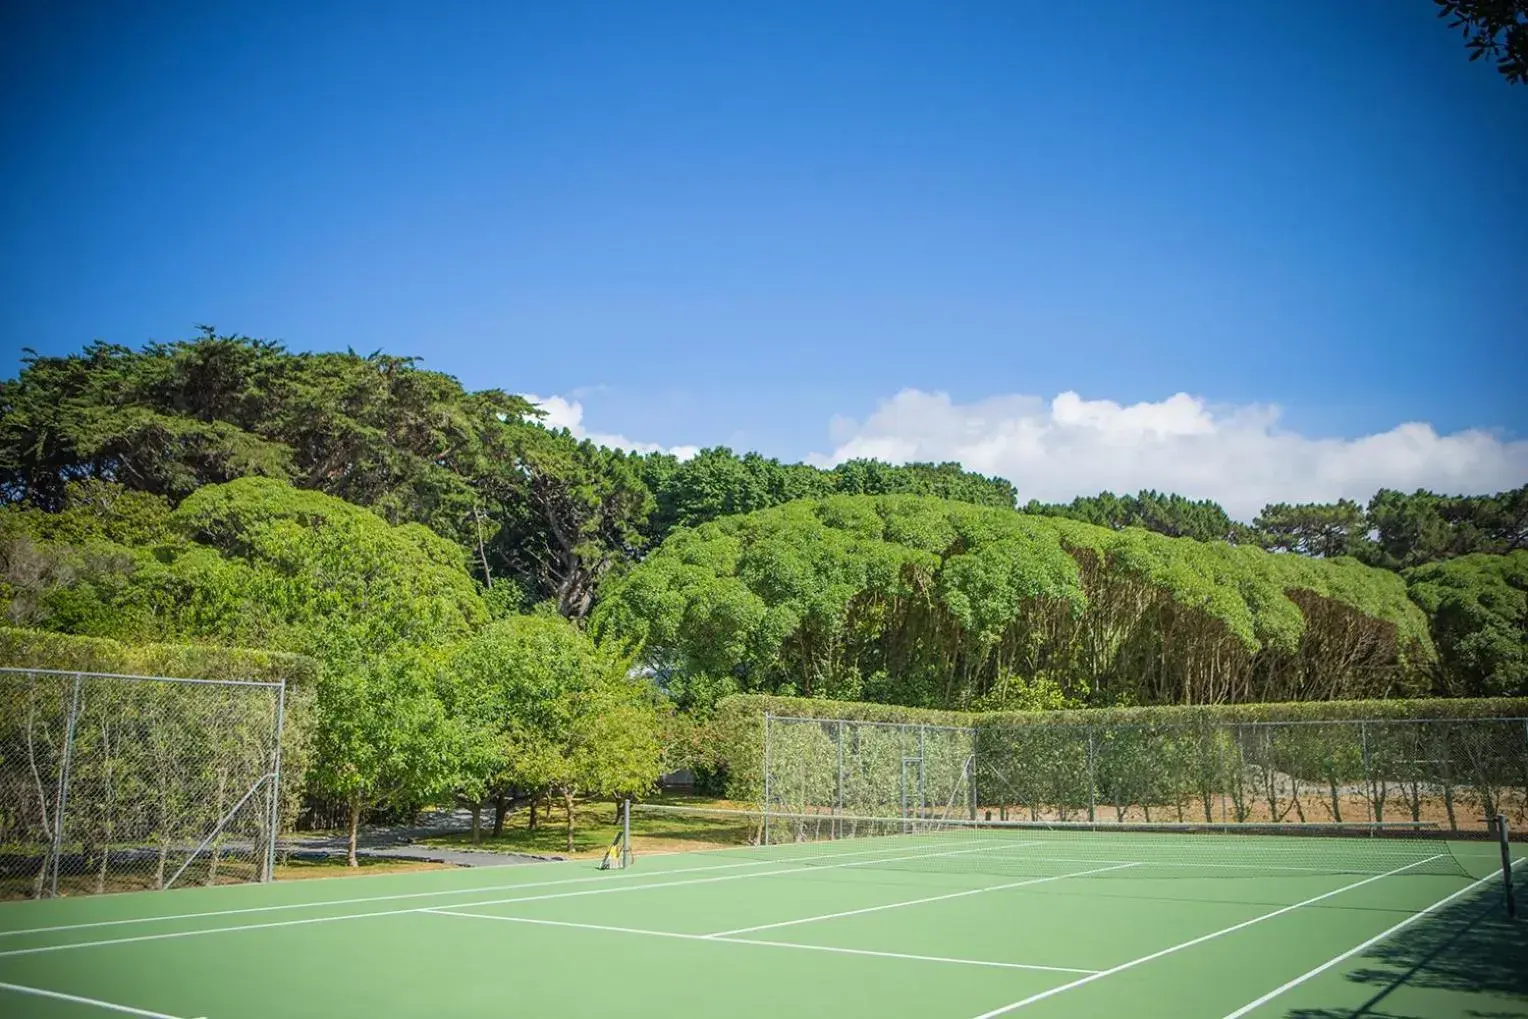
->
[964, 854, 1448, 1018]
[0, 979, 202, 1019]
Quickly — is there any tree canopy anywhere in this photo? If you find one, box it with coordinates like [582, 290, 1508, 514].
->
[594, 495, 1436, 711]
[1435, 0, 1528, 84]
[1, 334, 1016, 619]
[1406, 551, 1528, 697]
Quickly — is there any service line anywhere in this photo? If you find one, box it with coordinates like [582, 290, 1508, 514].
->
[424, 908, 1099, 975]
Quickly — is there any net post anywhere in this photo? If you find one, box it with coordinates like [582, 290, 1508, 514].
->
[762, 712, 772, 846]
[622, 798, 632, 869]
[1497, 814, 1517, 919]
[49, 672, 84, 898]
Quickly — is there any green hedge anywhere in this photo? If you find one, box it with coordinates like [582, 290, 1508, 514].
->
[706, 692, 1528, 801]
[0, 627, 317, 685]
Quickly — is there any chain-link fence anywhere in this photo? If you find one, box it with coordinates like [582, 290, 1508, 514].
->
[0, 668, 286, 900]
[762, 715, 976, 843]
[763, 712, 1528, 838]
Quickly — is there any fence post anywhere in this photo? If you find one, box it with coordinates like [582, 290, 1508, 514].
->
[48, 672, 85, 898]
[835, 721, 845, 838]
[968, 737, 978, 822]
[1359, 720, 1374, 822]
[762, 712, 772, 846]
[1086, 726, 1097, 823]
[263, 679, 287, 883]
[917, 724, 927, 820]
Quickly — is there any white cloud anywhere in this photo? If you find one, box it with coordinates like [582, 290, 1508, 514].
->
[808, 389, 1528, 520]
[521, 393, 699, 460]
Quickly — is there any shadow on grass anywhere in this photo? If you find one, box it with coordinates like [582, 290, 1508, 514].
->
[1287, 882, 1527, 1019]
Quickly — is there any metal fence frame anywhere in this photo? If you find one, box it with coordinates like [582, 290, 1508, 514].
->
[1, 667, 286, 899]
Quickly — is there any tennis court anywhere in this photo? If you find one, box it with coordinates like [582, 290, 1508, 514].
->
[0, 807, 1522, 1019]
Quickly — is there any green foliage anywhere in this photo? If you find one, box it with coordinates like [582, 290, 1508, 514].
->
[1023, 490, 1242, 543]
[3, 334, 1022, 619]
[442, 614, 663, 849]
[1435, 0, 1528, 85]
[596, 495, 1436, 711]
[1362, 487, 1527, 570]
[312, 647, 469, 863]
[1, 478, 488, 663]
[637, 448, 1016, 543]
[0, 626, 316, 685]
[1253, 500, 1369, 558]
[1407, 551, 1528, 696]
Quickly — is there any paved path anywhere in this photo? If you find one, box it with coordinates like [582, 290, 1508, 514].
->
[284, 808, 565, 868]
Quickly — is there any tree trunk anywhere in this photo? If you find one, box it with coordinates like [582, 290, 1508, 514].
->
[529, 799, 538, 831]
[471, 803, 482, 845]
[347, 796, 361, 868]
[492, 792, 508, 837]
[563, 792, 576, 853]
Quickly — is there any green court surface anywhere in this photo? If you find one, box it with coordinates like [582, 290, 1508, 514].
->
[0, 830, 1522, 1019]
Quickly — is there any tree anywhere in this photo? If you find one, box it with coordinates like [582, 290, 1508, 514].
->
[594, 494, 1434, 710]
[487, 429, 655, 620]
[0, 332, 542, 601]
[1407, 551, 1528, 696]
[443, 615, 664, 849]
[522, 667, 664, 852]
[1362, 486, 1527, 570]
[1253, 500, 1370, 558]
[1435, 0, 1528, 84]
[1023, 490, 1242, 543]
[313, 651, 467, 866]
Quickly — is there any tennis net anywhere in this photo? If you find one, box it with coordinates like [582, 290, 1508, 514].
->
[628, 803, 1471, 879]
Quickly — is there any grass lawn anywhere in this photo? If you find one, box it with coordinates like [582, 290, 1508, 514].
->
[421, 793, 759, 858]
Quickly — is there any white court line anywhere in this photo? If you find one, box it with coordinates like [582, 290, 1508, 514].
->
[0, 979, 201, 1018]
[964, 854, 1448, 1018]
[0, 834, 994, 940]
[0, 836, 1025, 959]
[424, 908, 1100, 975]
[1220, 857, 1527, 1019]
[955, 853, 1437, 877]
[706, 861, 1137, 937]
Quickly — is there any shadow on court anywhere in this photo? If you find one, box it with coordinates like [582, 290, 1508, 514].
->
[1287, 884, 1527, 1019]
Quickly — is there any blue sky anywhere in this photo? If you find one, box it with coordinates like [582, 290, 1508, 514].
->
[2, 1, 1524, 515]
